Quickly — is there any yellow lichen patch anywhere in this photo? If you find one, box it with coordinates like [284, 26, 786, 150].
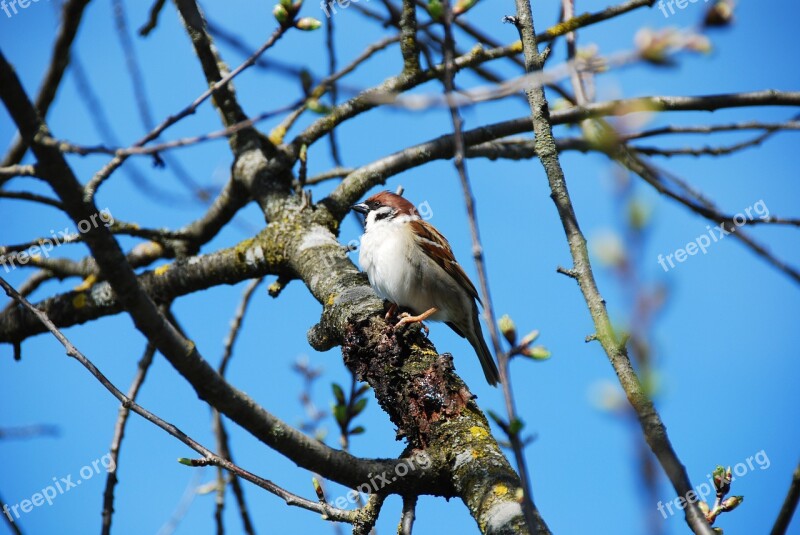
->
[546, 13, 591, 38]
[469, 426, 488, 439]
[471, 450, 480, 459]
[154, 264, 170, 276]
[494, 484, 509, 497]
[268, 125, 287, 145]
[327, 294, 336, 306]
[74, 274, 97, 292]
[72, 293, 88, 309]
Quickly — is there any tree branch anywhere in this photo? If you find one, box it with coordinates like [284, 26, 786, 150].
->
[507, 3, 714, 534]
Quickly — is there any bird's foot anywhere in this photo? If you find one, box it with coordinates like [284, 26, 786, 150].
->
[394, 307, 438, 336]
[384, 303, 399, 321]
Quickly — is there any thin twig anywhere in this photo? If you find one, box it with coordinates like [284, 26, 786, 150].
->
[101, 342, 158, 535]
[139, 0, 167, 36]
[0, 490, 23, 535]
[441, 2, 537, 532]
[0, 189, 60, 209]
[1, 0, 91, 170]
[771, 461, 800, 535]
[213, 278, 263, 533]
[83, 23, 289, 199]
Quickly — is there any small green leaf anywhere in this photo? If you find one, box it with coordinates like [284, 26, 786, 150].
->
[486, 410, 506, 428]
[356, 384, 371, 397]
[333, 404, 348, 426]
[352, 397, 368, 416]
[300, 69, 313, 96]
[349, 425, 366, 435]
[332, 383, 345, 405]
[509, 417, 525, 435]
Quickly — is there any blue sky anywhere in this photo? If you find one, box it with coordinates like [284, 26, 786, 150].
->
[1, 1, 798, 534]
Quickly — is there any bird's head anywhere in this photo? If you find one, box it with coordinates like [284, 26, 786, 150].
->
[351, 191, 419, 228]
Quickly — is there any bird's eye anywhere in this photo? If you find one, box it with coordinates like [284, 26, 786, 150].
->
[373, 206, 393, 221]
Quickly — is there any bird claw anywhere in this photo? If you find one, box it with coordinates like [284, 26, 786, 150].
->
[394, 312, 430, 336]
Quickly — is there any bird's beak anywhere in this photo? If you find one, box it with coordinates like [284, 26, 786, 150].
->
[351, 203, 369, 214]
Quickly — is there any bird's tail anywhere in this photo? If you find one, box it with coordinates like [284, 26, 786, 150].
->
[467, 312, 501, 387]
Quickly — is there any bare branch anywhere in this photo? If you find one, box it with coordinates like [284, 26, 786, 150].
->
[507, 2, 714, 533]
[101, 342, 157, 535]
[1, 0, 91, 171]
[771, 461, 800, 535]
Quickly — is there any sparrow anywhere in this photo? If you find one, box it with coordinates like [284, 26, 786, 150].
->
[351, 191, 501, 386]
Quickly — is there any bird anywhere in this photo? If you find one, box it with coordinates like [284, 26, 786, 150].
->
[351, 191, 501, 386]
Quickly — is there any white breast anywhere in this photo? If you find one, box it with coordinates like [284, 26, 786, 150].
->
[358, 217, 458, 322]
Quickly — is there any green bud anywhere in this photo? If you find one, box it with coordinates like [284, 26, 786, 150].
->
[704, 1, 735, 27]
[453, 0, 478, 15]
[307, 98, 332, 115]
[177, 457, 194, 466]
[312, 477, 326, 501]
[427, 0, 443, 21]
[498, 315, 517, 346]
[713, 465, 732, 494]
[722, 496, 743, 512]
[519, 329, 540, 347]
[273, 4, 290, 24]
[295, 17, 322, 31]
[628, 199, 651, 231]
[523, 345, 551, 360]
[279, 0, 294, 7]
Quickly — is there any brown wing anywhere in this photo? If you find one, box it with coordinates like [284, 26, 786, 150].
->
[409, 219, 482, 305]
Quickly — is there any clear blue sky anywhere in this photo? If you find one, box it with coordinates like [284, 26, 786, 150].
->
[1, 1, 798, 534]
